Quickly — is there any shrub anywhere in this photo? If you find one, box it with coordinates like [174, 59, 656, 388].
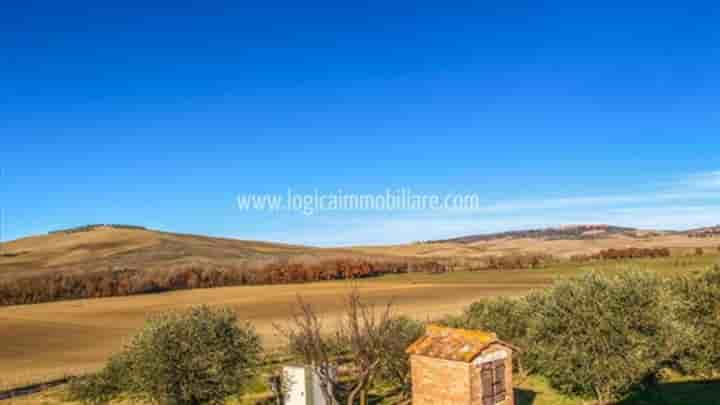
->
[528, 271, 679, 404]
[376, 317, 425, 398]
[124, 306, 262, 405]
[443, 297, 533, 375]
[70, 306, 262, 405]
[671, 265, 720, 376]
[68, 355, 129, 404]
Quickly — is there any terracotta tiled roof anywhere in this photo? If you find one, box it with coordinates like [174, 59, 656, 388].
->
[406, 325, 503, 362]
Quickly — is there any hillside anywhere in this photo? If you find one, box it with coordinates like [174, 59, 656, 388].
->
[0, 226, 449, 306]
[0, 225, 352, 281]
[351, 224, 717, 259]
[2, 224, 718, 281]
[685, 225, 720, 238]
[432, 224, 648, 243]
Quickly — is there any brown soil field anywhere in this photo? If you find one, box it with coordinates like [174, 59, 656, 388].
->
[0, 271, 545, 390]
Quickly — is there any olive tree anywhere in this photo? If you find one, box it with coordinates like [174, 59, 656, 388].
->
[671, 265, 720, 376]
[446, 297, 533, 376]
[71, 306, 262, 405]
[376, 316, 425, 398]
[528, 271, 679, 405]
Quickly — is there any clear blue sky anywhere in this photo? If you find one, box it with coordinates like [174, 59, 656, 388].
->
[2, 1, 719, 245]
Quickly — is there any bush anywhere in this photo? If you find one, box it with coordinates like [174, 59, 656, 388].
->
[528, 271, 679, 404]
[376, 317, 425, 398]
[68, 355, 129, 404]
[443, 297, 533, 375]
[671, 265, 720, 376]
[70, 306, 262, 405]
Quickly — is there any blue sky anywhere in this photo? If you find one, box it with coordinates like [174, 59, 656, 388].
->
[2, 1, 719, 245]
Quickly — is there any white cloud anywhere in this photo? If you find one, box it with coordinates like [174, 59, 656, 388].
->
[241, 170, 720, 246]
[285, 204, 720, 246]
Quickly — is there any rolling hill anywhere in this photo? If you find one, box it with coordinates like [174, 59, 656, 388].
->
[350, 224, 716, 259]
[431, 224, 652, 243]
[0, 225, 354, 281]
[1, 224, 717, 282]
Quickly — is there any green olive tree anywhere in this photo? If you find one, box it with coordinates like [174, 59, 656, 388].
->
[671, 265, 720, 377]
[528, 271, 680, 405]
[70, 306, 262, 405]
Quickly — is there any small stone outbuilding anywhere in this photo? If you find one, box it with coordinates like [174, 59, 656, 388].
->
[406, 325, 515, 405]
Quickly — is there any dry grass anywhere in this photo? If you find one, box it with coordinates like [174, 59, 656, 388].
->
[0, 227, 348, 281]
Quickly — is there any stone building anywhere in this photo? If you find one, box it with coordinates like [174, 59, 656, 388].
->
[406, 325, 515, 405]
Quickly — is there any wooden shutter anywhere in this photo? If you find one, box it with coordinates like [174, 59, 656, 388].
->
[493, 360, 506, 403]
[481, 363, 495, 405]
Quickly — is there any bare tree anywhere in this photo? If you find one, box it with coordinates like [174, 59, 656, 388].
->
[339, 290, 395, 405]
[277, 288, 396, 405]
[277, 295, 343, 405]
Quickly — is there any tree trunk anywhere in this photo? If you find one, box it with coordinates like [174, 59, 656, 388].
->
[347, 370, 372, 405]
[347, 384, 362, 405]
[319, 379, 339, 405]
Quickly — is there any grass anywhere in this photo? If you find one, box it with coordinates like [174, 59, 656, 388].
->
[515, 375, 720, 405]
[8, 374, 720, 404]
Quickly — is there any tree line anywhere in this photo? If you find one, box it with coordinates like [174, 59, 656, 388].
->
[48, 224, 148, 234]
[571, 247, 671, 262]
[0, 258, 447, 306]
[483, 252, 556, 270]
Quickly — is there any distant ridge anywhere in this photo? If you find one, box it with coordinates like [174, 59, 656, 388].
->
[431, 224, 641, 244]
[48, 224, 148, 234]
[685, 225, 720, 238]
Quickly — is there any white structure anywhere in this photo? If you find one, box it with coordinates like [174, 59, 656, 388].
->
[282, 365, 333, 405]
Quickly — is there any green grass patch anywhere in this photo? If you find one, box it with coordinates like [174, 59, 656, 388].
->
[514, 375, 720, 405]
[371, 253, 720, 286]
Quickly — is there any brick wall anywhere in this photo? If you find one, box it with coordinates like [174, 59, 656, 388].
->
[410, 346, 514, 405]
[410, 355, 471, 405]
